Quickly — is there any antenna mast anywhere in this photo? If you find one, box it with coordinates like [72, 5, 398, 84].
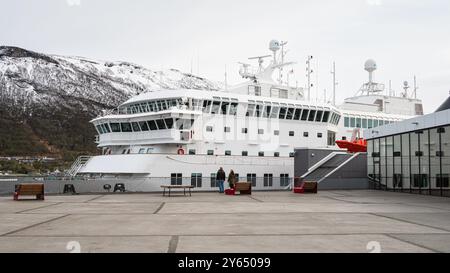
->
[331, 61, 337, 105]
[306, 55, 313, 101]
[413, 75, 418, 99]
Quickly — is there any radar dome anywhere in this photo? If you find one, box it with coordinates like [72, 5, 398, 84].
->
[364, 59, 377, 72]
[269, 40, 281, 52]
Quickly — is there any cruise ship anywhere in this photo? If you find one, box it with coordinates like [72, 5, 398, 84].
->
[69, 40, 423, 191]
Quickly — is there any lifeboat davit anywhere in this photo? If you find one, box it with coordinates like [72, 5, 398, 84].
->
[336, 128, 367, 153]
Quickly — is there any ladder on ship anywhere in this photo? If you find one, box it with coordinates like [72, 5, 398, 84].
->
[66, 156, 91, 177]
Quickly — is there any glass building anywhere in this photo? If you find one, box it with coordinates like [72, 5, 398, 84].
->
[365, 97, 450, 197]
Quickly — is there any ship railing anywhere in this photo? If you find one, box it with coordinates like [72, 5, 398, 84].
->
[66, 156, 92, 177]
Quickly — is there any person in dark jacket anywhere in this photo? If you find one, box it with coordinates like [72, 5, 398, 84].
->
[228, 169, 237, 189]
[216, 167, 226, 193]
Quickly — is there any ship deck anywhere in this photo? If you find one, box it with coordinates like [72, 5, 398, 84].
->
[0, 190, 449, 253]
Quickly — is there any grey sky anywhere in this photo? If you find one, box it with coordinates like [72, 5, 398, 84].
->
[1, 0, 449, 112]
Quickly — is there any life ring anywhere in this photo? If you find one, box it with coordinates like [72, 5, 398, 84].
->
[177, 148, 185, 155]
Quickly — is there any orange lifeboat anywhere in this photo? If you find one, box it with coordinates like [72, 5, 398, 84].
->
[336, 128, 367, 153]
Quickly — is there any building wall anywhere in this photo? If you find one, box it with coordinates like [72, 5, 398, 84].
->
[367, 124, 450, 197]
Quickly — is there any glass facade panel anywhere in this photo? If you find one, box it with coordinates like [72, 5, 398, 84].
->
[368, 123, 450, 197]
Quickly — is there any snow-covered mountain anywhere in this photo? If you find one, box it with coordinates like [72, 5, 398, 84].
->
[0, 46, 222, 113]
[0, 46, 223, 158]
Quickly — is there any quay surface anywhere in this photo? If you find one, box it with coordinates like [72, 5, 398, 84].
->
[0, 190, 449, 253]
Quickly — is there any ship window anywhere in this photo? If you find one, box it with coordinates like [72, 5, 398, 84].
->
[225, 150, 231, 156]
[189, 149, 196, 155]
[280, 174, 290, 186]
[279, 107, 287, 119]
[146, 148, 153, 154]
[263, 105, 272, 118]
[264, 174, 273, 187]
[246, 104, 255, 117]
[103, 124, 111, 133]
[289, 131, 295, 136]
[301, 109, 309, 121]
[335, 114, 341, 125]
[210, 173, 217, 187]
[165, 118, 174, 129]
[279, 89, 288, 99]
[373, 119, 379, 127]
[138, 148, 145, 154]
[436, 174, 449, 188]
[207, 150, 214, 155]
[221, 101, 230, 115]
[167, 99, 177, 108]
[255, 105, 263, 117]
[203, 100, 212, 113]
[139, 121, 149, 131]
[344, 117, 350, 127]
[318, 133, 323, 138]
[171, 173, 182, 185]
[289, 152, 295, 157]
[293, 109, 301, 120]
[247, 173, 257, 187]
[159, 100, 168, 111]
[148, 101, 157, 112]
[148, 120, 158, 131]
[156, 119, 167, 130]
[120, 122, 132, 132]
[303, 132, 309, 137]
[350, 117, 356, 127]
[274, 152, 280, 157]
[122, 149, 126, 154]
[286, 108, 295, 120]
[368, 119, 373, 129]
[192, 99, 202, 111]
[211, 101, 221, 114]
[258, 129, 264, 134]
[242, 128, 248, 134]
[110, 123, 121, 132]
[131, 122, 141, 132]
[140, 103, 148, 113]
[259, 151, 264, 157]
[242, 151, 248, 156]
[274, 130, 279, 136]
[322, 111, 330, 123]
[315, 111, 323, 122]
[224, 127, 231, 133]
[308, 110, 316, 121]
[96, 125, 104, 134]
[356, 118, 362, 128]
[270, 106, 279, 118]
[206, 126, 213, 132]
[362, 119, 368, 128]
[229, 103, 238, 116]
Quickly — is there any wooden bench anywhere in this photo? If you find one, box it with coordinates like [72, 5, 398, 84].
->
[161, 185, 194, 197]
[234, 182, 252, 195]
[14, 183, 45, 201]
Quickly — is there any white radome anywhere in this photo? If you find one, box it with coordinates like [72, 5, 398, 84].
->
[269, 40, 281, 52]
[364, 59, 377, 72]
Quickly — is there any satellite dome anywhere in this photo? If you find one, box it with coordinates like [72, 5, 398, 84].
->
[364, 59, 377, 72]
[269, 40, 281, 52]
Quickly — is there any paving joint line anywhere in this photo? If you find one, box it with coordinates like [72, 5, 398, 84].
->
[0, 214, 71, 237]
[167, 235, 179, 253]
[385, 233, 441, 253]
[15, 202, 62, 214]
[369, 213, 450, 233]
[153, 202, 165, 214]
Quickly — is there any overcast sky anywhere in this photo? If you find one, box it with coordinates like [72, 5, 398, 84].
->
[1, 0, 449, 113]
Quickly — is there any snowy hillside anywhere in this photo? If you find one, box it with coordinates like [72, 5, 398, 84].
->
[0, 46, 223, 112]
[0, 46, 223, 158]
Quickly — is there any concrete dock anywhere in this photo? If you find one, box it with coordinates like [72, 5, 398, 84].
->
[0, 190, 449, 253]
